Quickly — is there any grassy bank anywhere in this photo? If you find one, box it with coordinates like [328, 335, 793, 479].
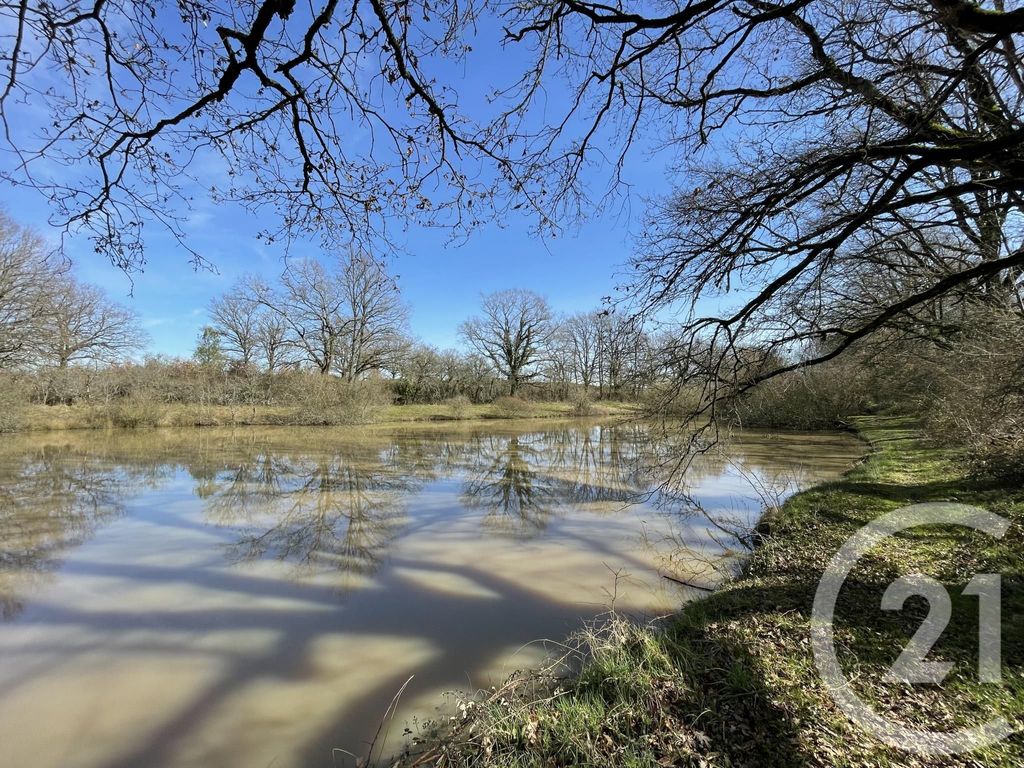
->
[397, 416, 1023, 767]
[7, 399, 639, 432]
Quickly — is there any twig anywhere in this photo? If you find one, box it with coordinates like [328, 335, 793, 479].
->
[661, 572, 715, 592]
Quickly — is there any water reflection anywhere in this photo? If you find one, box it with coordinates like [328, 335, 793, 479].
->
[0, 421, 863, 768]
[458, 426, 650, 536]
[0, 444, 163, 619]
[0, 425, 861, 615]
[460, 435, 559, 535]
[203, 449, 417, 579]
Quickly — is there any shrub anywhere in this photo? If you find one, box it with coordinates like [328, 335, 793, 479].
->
[339, 378, 394, 424]
[729, 362, 870, 430]
[570, 391, 595, 416]
[491, 395, 530, 419]
[294, 376, 393, 425]
[639, 382, 705, 418]
[30, 367, 92, 405]
[923, 308, 1024, 480]
[444, 395, 473, 419]
[0, 374, 27, 432]
[107, 394, 167, 428]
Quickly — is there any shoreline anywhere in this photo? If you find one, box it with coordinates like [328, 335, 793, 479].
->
[391, 415, 1023, 767]
[1, 400, 642, 434]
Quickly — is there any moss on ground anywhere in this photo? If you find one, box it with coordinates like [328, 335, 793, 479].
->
[396, 416, 1023, 767]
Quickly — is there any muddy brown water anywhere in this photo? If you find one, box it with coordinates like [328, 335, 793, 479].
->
[0, 420, 863, 768]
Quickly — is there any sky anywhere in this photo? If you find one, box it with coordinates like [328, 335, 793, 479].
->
[0, 173, 669, 359]
[0, 8, 679, 360]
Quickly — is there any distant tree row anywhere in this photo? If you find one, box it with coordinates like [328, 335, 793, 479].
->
[0, 211, 657, 405]
[455, 288, 652, 399]
[0, 213, 148, 370]
[201, 258, 657, 401]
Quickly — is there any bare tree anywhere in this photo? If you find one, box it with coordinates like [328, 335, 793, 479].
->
[394, 343, 444, 402]
[224, 275, 292, 371]
[594, 313, 647, 399]
[38, 279, 148, 368]
[488, 0, 1024, 424]
[254, 310, 290, 373]
[460, 289, 552, 395]
[337, 251, 410, 381]
[253, 261, 348, 374]
[248, 251, 407, 376]
[545, 320, 576, 398]
[0, 213, 59, 367]
[208, 285, 261, 367]
[562, 311, 602, 389]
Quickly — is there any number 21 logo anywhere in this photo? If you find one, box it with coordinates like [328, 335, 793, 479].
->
[811, 503, 1015, 757]
[881, 572, 1001, 685]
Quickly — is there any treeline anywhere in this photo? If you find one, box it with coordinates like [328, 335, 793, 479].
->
[721, 298, 1024, 480]
[195, 250, 657, 403]
[0, 213, 662, 427]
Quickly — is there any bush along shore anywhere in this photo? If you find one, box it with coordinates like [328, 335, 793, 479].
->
[392, 416, 1023, 768]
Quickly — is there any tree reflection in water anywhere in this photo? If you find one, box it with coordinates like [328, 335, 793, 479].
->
[458, 425, 649, 536]
[0, 423, 855, 619]
[200, 444, 424, 581]
[0, 444, 158, 620]
[460, 435, 555, 535]
[0, 422, 866, 768]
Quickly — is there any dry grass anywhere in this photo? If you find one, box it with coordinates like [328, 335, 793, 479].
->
[11, 399, 640, 432]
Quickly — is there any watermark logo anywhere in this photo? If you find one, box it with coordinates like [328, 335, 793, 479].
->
[811, 502, 1015, 756]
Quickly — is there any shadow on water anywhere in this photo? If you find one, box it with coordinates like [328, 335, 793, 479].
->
[0, 444, 171, 620]
[0, 421, 864, 768]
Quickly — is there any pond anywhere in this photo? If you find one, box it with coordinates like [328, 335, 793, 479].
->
[0, 420, 863, 768]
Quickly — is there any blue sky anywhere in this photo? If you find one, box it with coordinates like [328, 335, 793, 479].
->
[0, 175, 669, 358]
[0, 10, 680, 359]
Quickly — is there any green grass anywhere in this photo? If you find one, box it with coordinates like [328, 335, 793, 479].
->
[397, 416, 1024, 767]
